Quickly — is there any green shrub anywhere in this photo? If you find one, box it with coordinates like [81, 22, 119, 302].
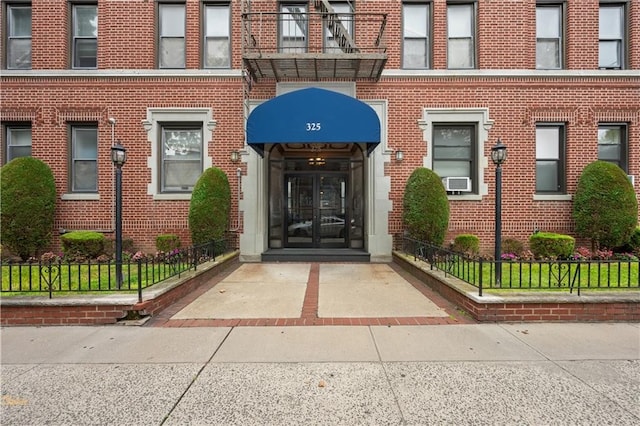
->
[61, 231, 106, 260]
[0, 157, 57, 260]
[501, 238, 525, 256]
[573, 161, 638, 250]
[156, 234, 181, 252]
[189, 167, 231, 245]
[630, 227, 640, 252]
[402, 168, 450, 246]
[452, 234, 479, 256]
[529, 232, 575, 259]
[615, 227, 640, 255]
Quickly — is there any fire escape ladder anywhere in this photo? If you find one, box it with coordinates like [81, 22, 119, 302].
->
[314, 0, 359, 53]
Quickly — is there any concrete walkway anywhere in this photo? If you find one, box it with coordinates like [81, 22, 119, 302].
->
[1, 323, 639, 425]
[146, 262, 472, 327]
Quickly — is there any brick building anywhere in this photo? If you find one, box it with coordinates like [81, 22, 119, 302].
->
[1, 0, 638, 262]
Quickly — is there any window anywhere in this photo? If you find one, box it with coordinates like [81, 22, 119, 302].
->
[159, 4, 186, 68]
[5, 4, 31, 69]
[536, 4, 563, 69]
[403, 2, 430, 69]
[4, 124, 32, 163]
[598, 124, 627, 172]
[419, 108, 493, 199]
[143, 108, 214, 200]
[433, 125, 476, 191]
[72, 4, 97, 69]
[599, 3, 625, 69]
[204, 3, 230, 68]
[280, 3, 307, 53]
[536, 125, 565, 193]
[161, 126, 203, 192]
[324, 2, 354, 53]
[71, 125, 98, 192]
[447, 3, 475, 69]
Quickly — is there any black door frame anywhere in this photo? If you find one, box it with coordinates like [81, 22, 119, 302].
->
[284, 170, 349, 248]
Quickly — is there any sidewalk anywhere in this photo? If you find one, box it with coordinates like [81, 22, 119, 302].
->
[2, 323, 639, 425]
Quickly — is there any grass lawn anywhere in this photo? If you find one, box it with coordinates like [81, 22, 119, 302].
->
[430, 256, 639, 290]
[1, 260, 194, 296]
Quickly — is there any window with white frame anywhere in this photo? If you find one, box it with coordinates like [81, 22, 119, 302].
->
[324, 2, 353, 53]
[204, 3, 230, 68]
[72, 4, 97, 69]
[70, 124, 98, 192]
[280, 3, 307, 53]
[447, 3, 475, 69]
[598, 124, 627, 172]
[5, 3, 32, 69]
[402, 2, 430, 69]
[433, 125, 476, 192]
[161, 125, 203, 193]
[4, 124, 32, 163]
[536, 3, 563, 69]
[599, 3, 625, 69]
[159, 3, 186, 68]
[535, 124, 565, 193]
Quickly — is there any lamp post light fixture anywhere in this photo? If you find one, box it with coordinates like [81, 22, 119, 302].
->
[111, 142, 127, 289]
[491, 139, 507, 287]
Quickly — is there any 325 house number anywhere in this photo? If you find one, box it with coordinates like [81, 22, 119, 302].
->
[306, 122, 321, 131]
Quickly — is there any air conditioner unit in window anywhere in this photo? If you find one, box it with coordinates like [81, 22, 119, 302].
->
[442, 177, 472, 192]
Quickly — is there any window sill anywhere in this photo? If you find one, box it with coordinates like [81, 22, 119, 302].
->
[447, 194, 482, 201]
[61, 193, 100, 201]
[533, 194, 572, 201]
[152, 193, 192, 201]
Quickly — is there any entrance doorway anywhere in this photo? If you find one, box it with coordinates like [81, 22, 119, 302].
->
[285, 173, 348, 248]
[267, 144, 365, 251]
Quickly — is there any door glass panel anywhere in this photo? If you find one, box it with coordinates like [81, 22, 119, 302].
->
[319, 175, 347, 246]
[269, 161, 284, 248]
[286, 175, 314, 246]
[350, 161, 364, 248]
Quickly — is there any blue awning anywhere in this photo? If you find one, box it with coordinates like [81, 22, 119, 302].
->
[246, 87, 381, 157]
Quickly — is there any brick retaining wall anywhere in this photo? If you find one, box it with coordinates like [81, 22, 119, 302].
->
[393, 252, 640, 322]
[0, 254, 238, 326]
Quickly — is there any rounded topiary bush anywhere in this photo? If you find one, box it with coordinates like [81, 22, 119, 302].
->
[573, 161, 638, 250]
[1, 157, 57, 260]
[189, 167, 231, 245]
[529, 232, 575, 259]
[452, 234, 479, 256]
[402, 168, 450, 246]
[61, 231, 106, 260]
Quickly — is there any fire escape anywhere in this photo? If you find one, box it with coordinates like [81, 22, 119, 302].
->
[241, 0, 388, 82]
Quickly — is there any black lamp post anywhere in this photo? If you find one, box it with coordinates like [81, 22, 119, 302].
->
[111, 142, 127, 289]
[491, 139, 507, 287]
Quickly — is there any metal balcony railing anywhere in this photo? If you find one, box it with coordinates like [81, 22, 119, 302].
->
[242, 9, 387, 81]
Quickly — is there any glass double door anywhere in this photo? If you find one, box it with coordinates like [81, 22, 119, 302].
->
[285, 173, 349, 248]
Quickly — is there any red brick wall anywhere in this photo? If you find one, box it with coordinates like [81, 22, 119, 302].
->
[1, 0, 639, 255]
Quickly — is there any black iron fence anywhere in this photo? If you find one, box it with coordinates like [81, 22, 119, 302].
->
[401, 236, 639, 296]
[1, 238, 231, 302]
